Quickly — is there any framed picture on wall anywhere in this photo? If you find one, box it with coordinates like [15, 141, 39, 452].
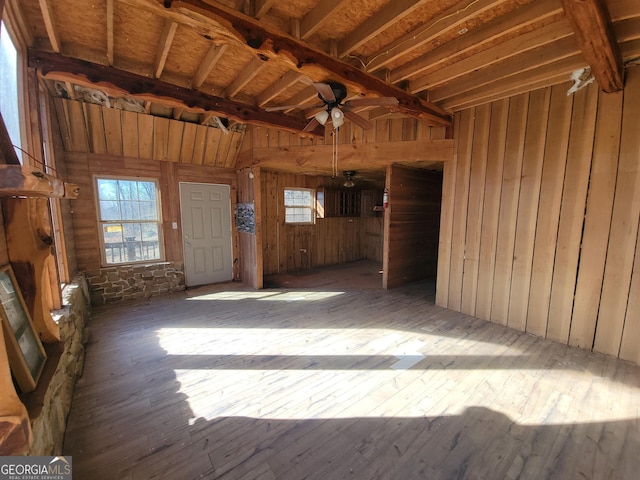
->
[0, 265, 47, 393]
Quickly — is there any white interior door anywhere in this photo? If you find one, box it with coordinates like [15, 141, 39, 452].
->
[180, 183, 233, 287]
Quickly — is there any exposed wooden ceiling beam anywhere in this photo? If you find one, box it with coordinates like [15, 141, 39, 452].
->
[38, 0, 61, 52]
[257, 69, 305, 107]
[254, 0, 275, 20]
[367, 0, 510, 73]
[167, 0, 452, 126]
[190, 43, 228, 88]
[390, 0, 563, 83]
[222, 55, 269, 98]
[429, 36, 579, 103]
[560, 0, 624, 92]
[409, 20, 573, 93]
[154, 19, 178, 78]
[107, 0, 114, 65]
[299, 0, 350, 41]
[338, 0, 429, 58]
[440, 54, 585, 110]
[241, 139, 454, 173]
[28, 48, 323, 137]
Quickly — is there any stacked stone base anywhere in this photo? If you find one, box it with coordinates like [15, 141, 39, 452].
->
[28, 275, 90, 455]
[85, 262, 185, 304]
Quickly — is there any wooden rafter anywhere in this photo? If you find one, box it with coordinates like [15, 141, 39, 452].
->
[154, 19, 178, 78]
[390, 0, 563, 83]
[339, 0, 429, 58]
[222, 55, 269, 98]
[190, 43, 228, 88]
[107, 0, 114, 65]
[254, 0, 276, 19]
[560, 0, 624, 92]
[167, 0, 452, 125]
[38, 0, 61, 52]
[28, 48, 323, 136]
[409, 20, 573, 93]
[257, 69, 305, 107]
[299, 0, 350, 40]
[366, 0, 510, 73]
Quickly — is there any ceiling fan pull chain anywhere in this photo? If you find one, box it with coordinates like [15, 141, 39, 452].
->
[335, 127, 339, 178]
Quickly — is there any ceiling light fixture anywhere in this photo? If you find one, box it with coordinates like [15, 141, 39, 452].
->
[343, 170, 356, 188]
[315, 109, 330, 125]
[331, 107, 344, 128]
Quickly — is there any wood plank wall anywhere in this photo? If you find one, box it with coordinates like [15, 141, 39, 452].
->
[437, 66, 640, 364]
[52, 98, 245, 168]
[247, 115, 444, 150]
[63, 152, 239, 277]
[383, 165, 442, 289]
[260, 170, 384, 276]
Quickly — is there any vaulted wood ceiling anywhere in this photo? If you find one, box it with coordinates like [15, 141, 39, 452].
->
[10, 0, 640, 136]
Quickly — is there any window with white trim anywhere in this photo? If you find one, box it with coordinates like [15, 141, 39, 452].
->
[96, 177, 163, 265]
[284, 188, 315, 224]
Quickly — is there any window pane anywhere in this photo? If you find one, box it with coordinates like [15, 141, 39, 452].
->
[99, 200, 121, 221]
[284, 189, 313, 207]
[97, 179, 118, 200]
[103, 224, 124, 264]
[120, 201, 140, 220]
[138, 182, 156, 201]
[285, 207, 312, 223]
[118, 180, 139, 201]
[0, 22, 21, 162]
[139, 201, 157, 220]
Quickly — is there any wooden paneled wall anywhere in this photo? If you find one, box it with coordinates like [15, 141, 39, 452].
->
[384, 165, 442, 289]
[63, 152, 238, 276]
[52, 98, 245, 167]
[437, 66, 640, 364]
[247, 117, 447, 149]
[260, 170, 384, 276]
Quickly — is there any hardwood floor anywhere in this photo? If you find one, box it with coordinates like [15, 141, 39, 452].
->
[64, 261, 640, 479]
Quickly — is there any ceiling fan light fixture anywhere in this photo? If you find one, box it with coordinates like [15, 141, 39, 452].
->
[331, 107, 344, 128]
[315, 109, 330, 125]
[343, 170, 356, 188]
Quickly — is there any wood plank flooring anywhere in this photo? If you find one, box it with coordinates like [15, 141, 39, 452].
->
[63, 261, 640, 479]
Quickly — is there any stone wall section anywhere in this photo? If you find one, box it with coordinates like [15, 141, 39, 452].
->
[85, 262, 185, 304]
[29, 275, 90, 455]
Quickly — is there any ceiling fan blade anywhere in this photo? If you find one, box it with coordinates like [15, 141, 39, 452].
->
[344, 110, 374, 130]
[344, 97, 399, 108]
[313, 82, 336, 102]
[303, 117, 321, 132]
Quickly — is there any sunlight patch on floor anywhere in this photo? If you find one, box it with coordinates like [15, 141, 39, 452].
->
[186, 290, 345, 301]
[157, 327, 640, 426]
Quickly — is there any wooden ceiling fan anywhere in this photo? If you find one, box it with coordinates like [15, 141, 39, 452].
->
[265, 81, 399, 132]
